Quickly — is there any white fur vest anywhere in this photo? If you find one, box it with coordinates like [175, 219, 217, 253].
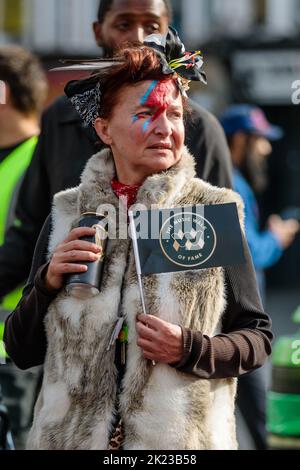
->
[27, 147, 244, 450]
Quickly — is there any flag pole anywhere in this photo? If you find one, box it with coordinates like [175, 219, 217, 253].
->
[128, 210, 156, 366]
[128, 210, 147, 315]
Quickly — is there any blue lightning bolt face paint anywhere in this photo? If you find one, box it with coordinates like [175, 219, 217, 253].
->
[140, 80, 158, 105]
[132, 115, 139, 124]
[142, 119, 151, 133]
[132, 80, 158, 126]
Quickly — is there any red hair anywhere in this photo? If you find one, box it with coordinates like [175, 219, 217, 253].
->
[99, 46, 181, 119]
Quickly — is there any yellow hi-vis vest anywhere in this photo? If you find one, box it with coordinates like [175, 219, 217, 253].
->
[0, 136, 38, 359]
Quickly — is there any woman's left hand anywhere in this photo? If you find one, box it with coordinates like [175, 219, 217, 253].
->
[136, 314, 183, 365]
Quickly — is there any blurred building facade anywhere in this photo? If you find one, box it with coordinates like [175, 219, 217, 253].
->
[180, 0, 300, 44]
[1, 0, 300, 53]
[1, 0, 300, 287]
[0, 0, 99, 53]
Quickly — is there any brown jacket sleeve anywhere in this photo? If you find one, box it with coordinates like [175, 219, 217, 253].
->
[172, 235, 273, 378]
[3, 215, 59, 369]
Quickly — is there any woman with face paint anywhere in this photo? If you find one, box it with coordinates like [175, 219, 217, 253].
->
[95, 78, 185, 184]
[4, 30, 273, 450]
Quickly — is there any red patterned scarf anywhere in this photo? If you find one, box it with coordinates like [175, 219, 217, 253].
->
[111, 177, 141, 209]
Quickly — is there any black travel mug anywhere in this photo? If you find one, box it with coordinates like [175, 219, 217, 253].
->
[65, 212, 108, 298]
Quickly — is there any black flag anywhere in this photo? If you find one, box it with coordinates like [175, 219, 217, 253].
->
[129, 203, 245, 275]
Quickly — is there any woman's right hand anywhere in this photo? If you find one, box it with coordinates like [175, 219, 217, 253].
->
[45, 227, 102, 291]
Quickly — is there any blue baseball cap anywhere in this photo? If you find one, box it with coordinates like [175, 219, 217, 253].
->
[220, 105, 283, 141]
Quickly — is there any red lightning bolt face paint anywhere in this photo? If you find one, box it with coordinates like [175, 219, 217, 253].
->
[133, 79, 177, 133]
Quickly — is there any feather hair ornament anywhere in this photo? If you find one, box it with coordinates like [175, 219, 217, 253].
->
[50, 26, 206, 127]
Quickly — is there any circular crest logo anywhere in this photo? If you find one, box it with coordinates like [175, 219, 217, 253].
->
[159, 211, 216, 268]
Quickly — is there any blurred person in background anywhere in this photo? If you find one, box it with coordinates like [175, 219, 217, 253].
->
[0, 0, 232, 313]
[0, 45, 48, 448]
[221, 104, 299, 303]
[221, 104, 299, 450]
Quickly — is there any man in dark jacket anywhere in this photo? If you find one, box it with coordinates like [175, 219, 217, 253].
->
[0, 0, 232, 302]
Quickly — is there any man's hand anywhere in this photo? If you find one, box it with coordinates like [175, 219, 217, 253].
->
[136, 314, 183, 365]
[268, 215, 299, 249]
